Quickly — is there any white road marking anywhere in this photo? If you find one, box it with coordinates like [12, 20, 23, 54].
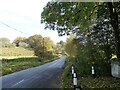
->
[12, 79, 24, 87]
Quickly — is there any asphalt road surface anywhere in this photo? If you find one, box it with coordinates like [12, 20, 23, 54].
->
[0, 56, 66, 89]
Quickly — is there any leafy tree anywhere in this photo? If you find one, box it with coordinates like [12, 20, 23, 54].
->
[44, 37, 55, 51]
[107, 2, 120, 59]
[58, 40, 65, 53]
[41, 2, 95, 35]
[0, 37, 11, 47]
[26, 34, 55, 59]
[65, 35, 77, 57]
[13, 37, 26, 47]
[26, 35, 44, 58]
[41, 2, 120, 76]
[92, 19, 114, 62]
[26, 34, 43, 49]
[41, 2, 120, 59]
[53, 40, 65, 55]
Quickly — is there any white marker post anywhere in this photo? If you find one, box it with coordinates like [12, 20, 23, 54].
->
[72, 66, 74, 74]
[92, 65, 95, 78]
[71, 65, 81, 90]
[73, 73, 77, 88]
[72, 65, 74, 77]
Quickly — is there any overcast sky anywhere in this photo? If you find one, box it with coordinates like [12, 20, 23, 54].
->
[0, 0, 67, 43]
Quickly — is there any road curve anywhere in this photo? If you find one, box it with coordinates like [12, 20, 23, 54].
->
[0, 56, 66, 89]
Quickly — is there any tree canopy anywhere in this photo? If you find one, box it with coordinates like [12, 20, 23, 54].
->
[41, 2, 120, 59]
[25, 34, 55, 59]
[41, 2, 96, 35]
[65, 35, 77, 57]
[0, 37, 11, 47]
[41, 1, 119, 76]
[13, 37, 26, 47]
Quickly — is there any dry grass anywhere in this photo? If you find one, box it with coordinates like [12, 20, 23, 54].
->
[78, 76, 120, 89]
[1, 47, 34, 56]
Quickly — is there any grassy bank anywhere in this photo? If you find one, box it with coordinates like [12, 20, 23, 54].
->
[78, 76, 120, 89]
[1, 47, 34, 56]
[0, 56, 37, 59]
[61, 57, 120, 89]
[1, 56, 59, 76]
[61, 58, 73, 89]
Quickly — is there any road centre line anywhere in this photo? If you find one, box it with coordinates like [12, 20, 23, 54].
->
[11, 79, 24, 87]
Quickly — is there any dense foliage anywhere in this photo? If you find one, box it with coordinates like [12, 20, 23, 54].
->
[64, 35, 77, 57]
[0, 38, 13, 47]
[1, 34, 60, 60]
[25, 34, 55, 59]
[61, 57, 120, 89]
[41, 2, 120, 76]
[13, 37, 26, 47]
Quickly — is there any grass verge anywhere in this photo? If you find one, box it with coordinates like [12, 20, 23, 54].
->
[78, 76, 120, 89]
[1, 56, 59, 76]
[61, 57, 120, 89]
[61, 57, 73, 89]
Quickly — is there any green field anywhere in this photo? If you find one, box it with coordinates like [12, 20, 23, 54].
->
[1, 57, 59, 76]
[0, 47, 59, 76]
[0, 56, 36, 59]
[1, 47, 34, 57]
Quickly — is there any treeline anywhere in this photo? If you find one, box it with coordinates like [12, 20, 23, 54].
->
[0, 35, 64, 60]
[41, 2, 119, 76]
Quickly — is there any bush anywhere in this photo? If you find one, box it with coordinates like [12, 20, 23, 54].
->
[75, 57, 91, 76]
[95, 62, 111, 76]
[75, 55, 111, 76]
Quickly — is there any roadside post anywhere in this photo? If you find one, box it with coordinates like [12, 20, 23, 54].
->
[91, 62, 95, 78]
[71, 64, 81, 90]
[72, 64, 74, 77]
[73, 72, 77, 89]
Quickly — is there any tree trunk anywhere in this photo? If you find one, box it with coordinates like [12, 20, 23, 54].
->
[107, 2, 120, 59]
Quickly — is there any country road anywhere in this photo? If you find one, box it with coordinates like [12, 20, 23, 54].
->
[0, 56, 66, 89]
